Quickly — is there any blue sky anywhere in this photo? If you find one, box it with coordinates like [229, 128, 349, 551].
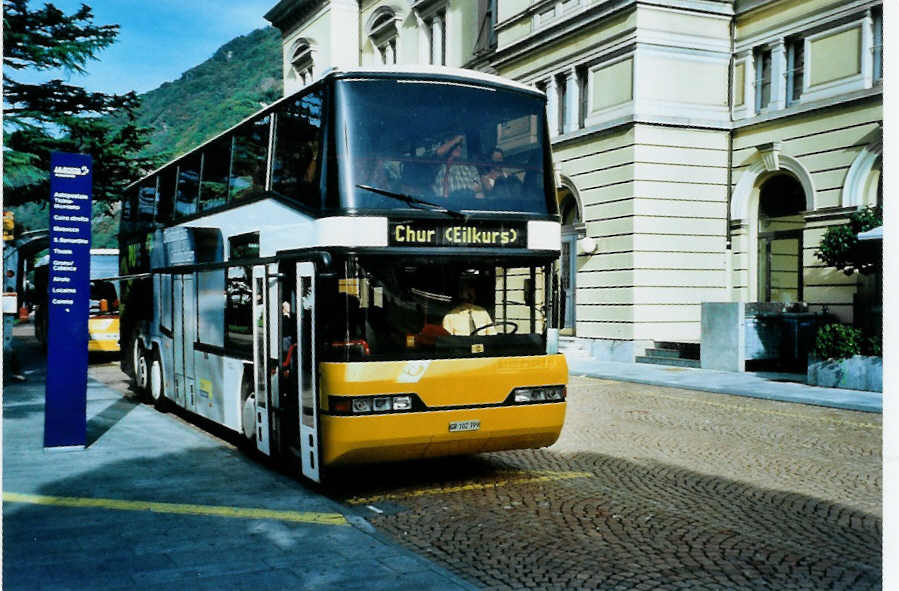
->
[15, 0, 279, 95]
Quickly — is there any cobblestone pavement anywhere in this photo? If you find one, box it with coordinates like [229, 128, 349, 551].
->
[323, 375, 882, 590]
[88, 363, 882, 590]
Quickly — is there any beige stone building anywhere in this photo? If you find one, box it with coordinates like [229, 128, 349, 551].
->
[265, 0, 883, 363]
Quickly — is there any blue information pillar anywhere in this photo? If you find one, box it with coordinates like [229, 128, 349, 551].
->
[44, 152, 92, 449]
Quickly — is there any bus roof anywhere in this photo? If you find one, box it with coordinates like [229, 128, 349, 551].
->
[329, 65, 544, 96]
[125, 67, 544, 191]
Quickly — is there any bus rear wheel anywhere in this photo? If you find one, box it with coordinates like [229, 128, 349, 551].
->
[132, 338, 148, 394]
[149, 350, 167, 412]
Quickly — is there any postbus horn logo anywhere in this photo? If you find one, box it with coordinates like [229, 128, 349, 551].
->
[52, 165, 91, 179]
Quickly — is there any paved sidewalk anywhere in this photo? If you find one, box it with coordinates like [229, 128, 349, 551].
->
[566, 356, 882, 413]
[2, 329, 476, 590]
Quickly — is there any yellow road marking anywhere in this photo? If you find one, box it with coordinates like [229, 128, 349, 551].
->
[2, 492, 349, 526]
[346, 470, 592, 505]
[642, 390, 881, 431]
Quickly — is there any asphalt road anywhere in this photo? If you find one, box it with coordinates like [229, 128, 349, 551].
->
[84, 354, 883, 590]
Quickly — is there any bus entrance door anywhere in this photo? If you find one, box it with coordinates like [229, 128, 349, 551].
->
[172, 273, 196, 409]
[173, 274, 185, 406]
[265, 262, 280, 455]
[252, 265, 271, 456]
[296, 262, 320, 482]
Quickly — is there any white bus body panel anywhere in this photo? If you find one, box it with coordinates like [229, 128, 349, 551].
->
[221, 357, 244, 433]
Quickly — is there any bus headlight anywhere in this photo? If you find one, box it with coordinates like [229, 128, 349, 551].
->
[352, 398, 372, 413]
[392, 395, 412, 411]
[510, 386, 566, 404]
[330, 394, 419, 415]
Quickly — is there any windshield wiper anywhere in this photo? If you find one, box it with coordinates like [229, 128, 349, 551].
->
[355, 184, 466, 219]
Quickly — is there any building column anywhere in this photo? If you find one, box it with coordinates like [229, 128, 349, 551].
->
[563, 68, 579, 134]
[545, 77, 559, 138]
[739, 50, 754, 116]
[861, 8, 874, 88]
[431, 13, 444, 65]
[770, 39, 786, 111]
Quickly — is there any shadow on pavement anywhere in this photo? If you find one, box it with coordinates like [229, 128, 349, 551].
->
[321, 449, 882, 590]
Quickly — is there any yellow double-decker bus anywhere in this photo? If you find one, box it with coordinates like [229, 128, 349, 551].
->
[119, 67, 567, 482]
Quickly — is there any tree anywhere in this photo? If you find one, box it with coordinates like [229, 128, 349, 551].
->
[3, 0, 159, 209]
[815, 205, 882, 276]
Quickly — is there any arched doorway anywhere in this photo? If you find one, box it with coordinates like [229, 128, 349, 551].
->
[558, 183, 583, 335]
[757, 173, 806, 303]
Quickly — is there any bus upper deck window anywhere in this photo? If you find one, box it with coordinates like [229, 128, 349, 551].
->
[271, 90, 325, 210]
[230, 115, 270, 203]
[200, 137, 231, 211]
[137, 177, 158, 222]
[156, 167, 176, 223]
[175, 154, 201, 219]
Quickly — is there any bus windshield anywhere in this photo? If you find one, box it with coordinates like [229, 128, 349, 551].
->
[336, 78, 556, 216]
[320, 255, 551, 361]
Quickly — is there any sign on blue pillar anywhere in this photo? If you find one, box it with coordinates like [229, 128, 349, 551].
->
[44, 152, 92, 449]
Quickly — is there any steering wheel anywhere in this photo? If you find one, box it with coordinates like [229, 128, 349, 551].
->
[472, 320, 518, 335]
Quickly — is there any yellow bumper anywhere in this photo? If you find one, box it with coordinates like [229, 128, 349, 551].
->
[319, 354, 568, 465]
[321, 402, 566, 465]
[88, 317, 120, 352]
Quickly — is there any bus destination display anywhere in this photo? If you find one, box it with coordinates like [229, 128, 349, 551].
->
[389, 220, 527, 248]
[44, 151, 92, 448]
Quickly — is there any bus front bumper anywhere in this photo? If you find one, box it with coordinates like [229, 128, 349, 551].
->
[320, 401, 566, 466]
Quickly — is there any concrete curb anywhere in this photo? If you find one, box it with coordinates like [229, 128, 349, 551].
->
[566, 357, 882, 414]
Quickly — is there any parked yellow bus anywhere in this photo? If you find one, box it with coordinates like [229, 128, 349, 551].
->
[35, 249, 120, 353]
[119, 67, 567, 482]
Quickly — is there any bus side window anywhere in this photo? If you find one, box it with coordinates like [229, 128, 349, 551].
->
[156, 167, 176, 224]
[200, 137, 231, 211]
[121, 186, 137, 232]
[175, 154, 200, 219]
[224, 266, 253, 359]
[137, 176, 158, 224]
[271, 89, 325, 210]
[230, 115, 270, 203]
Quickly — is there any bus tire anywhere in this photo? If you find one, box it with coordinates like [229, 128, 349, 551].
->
[242, 393, 257, 442]
[149, 350, 168, 412]
[133, 338, 149, 394]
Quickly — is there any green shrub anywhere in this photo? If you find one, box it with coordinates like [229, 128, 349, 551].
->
[862, 333, 882, 357]
[815, 205, 882, 276]
[814, 323, 862, 360]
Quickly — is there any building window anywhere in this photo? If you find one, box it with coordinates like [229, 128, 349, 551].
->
[369, 8, 399, 65]
[577, 66, 588, 129]
[873, 8, 883, 82]
[291, 42, 314, 87]
[425, 10, 446, 65]
[754, 47, 772, 113]
[378, 39, 397, 64]
[556, 73, 567, 136]
[786, 38, 804, 106]
[474, 0, 497, 54]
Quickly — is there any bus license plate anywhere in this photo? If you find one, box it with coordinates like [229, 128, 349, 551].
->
[449, 420, 480, 433]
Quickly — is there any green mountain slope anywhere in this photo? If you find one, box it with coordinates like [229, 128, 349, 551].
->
[11, 26, 283, 249]
[135, 26, 283, 161]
